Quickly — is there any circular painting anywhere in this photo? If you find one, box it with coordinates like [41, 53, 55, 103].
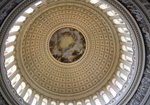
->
[49, 27, 86, 63]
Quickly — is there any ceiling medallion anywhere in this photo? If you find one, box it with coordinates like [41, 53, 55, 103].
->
[50, 27, 86, 63]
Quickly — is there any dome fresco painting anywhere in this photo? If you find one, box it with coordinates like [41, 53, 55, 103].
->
[50, 27, 86, 63]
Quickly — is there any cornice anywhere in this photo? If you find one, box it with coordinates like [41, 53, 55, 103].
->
[0, 0, 23, 27]
[0, 92, 8, 105]
[118, 0, 150, 105]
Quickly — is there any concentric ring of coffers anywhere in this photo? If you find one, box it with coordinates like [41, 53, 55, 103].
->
[15, 0, 118, 98]
[2, 0, 138, 105]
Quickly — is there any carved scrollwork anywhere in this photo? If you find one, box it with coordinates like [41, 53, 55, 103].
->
[0, 93, 8, 105]
[0, 0, 23, 26]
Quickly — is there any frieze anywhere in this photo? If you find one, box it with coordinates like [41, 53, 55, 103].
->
[119, 0, 150, 104]
[0, 92, 8, 105]
[0, 0, 23, 27]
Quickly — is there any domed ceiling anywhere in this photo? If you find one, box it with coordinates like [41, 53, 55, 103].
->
[16, 1, 119, 100]
[0, 0, 146, 105]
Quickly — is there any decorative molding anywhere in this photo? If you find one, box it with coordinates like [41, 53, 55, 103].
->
[0, 0, 37, 105]
[0, 92, 8, 105]
[0, 0, 23, 27]
[134, 0, 150, 21]
[118, 0, 150, 105]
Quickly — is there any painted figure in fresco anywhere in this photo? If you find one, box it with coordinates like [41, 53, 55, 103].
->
[50, 27, 86, 63]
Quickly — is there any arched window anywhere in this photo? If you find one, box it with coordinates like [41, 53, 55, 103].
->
[95, 99, 101, 105]
[126, 55, 132, 62]
[85, 99, 91, 105]
[42, 98, 48, 105]
[112, 78, 123, 89]
[35, 1, 42, 6]
[51, 101, 56, 105]
[25, 8, 34, 14]
[121, 36, 131, 43]
[17, 82, 26, 95]
[23, 89, 32, 102]
[6, 36, 16, 44]
[90, 0, 99, 4]
[4, 46, 15, 54]
[5, 56, 14, 66]
[118, 28, 129, 33]
[125, 37, 132, 42]
[106, 85, 117, 97]
[16, 16, 26, 22]
[93, 96, 101, 105]
[99, 4, 109, 9]
[77, 101, 82, 105]
[124, 65, 131, 71]
[116, 71, 127, 81]
[68, 103, 73, 105]
[11, 74, 20, 87]
[31, 94, 39, 105]
[10, 26, 20, 32]
[122, 45, 133, 52]
[120, 63, 131, 72]
[7, 65, 17, 77]
[107, 10, 118, 16]
[113, 19, 124, 24]
[100, 91, 110, 104]
[60, 102, 65, 105]
[121, 54, 132, 62]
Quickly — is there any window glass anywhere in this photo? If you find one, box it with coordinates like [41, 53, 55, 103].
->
[25, 8, 34, 14]
[95, 99, 101, 105]
[90, 0, 99, 4]
[42, 98, 48, 105]
[77, 102, 82, 105]
[31, 94, 39, 105]
[4, 46, 15, 54]
[10, 26, 20, 32]
[17, 82, 26, 95]
[51, 101, 56, 105]
[7, 65, 17, 77]
[99, 4, 109, 9]
[11, 74, 20, 87]
[107, 10, 117, 16]
[23, 89, 32, 102]
[16, 16, 26, 22]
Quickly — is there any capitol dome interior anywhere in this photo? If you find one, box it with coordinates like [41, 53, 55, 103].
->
[0, 0, 150, 105]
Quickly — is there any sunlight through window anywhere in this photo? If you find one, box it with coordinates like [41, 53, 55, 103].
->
[10, 26, 20, 32]
[16, 16, 26, 22]
[42, 98, 48, 105]
[90, 0, 99, 4]
[4, 46, 15, 54]
[7, 65, 17, 77]
[11, 74, 20, 87]
[35, 1, 42, 6]
[6, 36, 16, 43]
[99, 4, 109, 9]
[25, 8, 34, 14]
